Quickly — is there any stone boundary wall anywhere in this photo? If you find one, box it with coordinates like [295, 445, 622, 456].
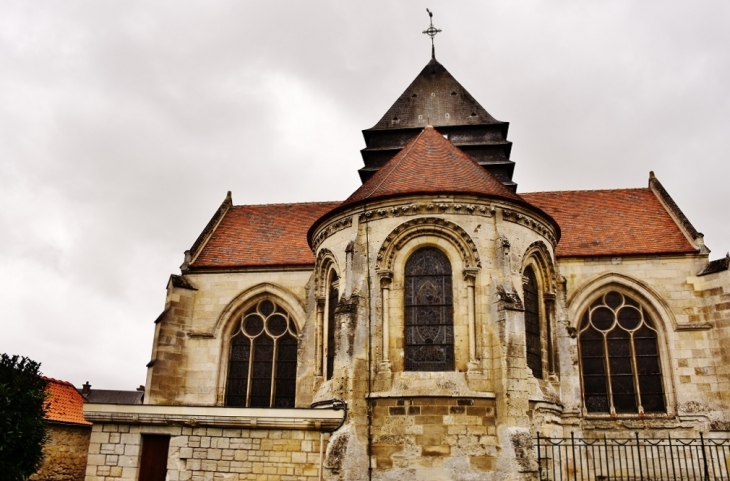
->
[84, 423, 328, 481]
[31, 423, 91, 481]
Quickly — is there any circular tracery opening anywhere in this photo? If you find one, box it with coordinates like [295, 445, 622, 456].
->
[579, 291, 665, 415]
[226, 299, 298, 408]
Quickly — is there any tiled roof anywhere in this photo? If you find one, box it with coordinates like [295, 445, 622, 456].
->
[522, 189, 698, 258]
[697, 254, 730, 276]
[43, 377, 91, 426]
[84, 389, 144, 405]
[343, 126, 523, 208]
[190, 201, 341, 269]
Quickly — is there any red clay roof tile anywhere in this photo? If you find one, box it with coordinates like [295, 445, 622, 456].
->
[43, 377, 91, 426]
[191, 201, 341, 269]
[342, 126, 523, 208]
[522, 189, 697, 258]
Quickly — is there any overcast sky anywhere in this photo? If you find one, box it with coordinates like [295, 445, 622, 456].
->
[1, 1, 728, 389]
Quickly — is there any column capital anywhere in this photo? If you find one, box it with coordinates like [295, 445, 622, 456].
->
[462, 268, 479, 285]
[316, 296, 326, 309]
[377, 269, 393, 288]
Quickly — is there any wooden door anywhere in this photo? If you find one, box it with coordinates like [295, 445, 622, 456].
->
[138, 434, 170, 481]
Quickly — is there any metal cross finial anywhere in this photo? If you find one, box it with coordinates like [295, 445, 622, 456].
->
[423, 8, 442, 60]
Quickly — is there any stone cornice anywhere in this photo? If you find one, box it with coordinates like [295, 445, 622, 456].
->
[83, 404, 345, 431]
[311, 197, 558, 251]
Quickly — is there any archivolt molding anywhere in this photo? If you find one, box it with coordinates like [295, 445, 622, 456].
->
[209, 283, 308, 338]
[502, 209, 557, 247]
[311, 215, 353, 251]
[522, 240, 557, 293]
[567, 273, 678, 332]
[314, 248, 340, 299]
[376, 217, 481, 271]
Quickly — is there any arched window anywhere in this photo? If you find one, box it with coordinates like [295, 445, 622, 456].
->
[325, 272, 339, 380]
[523, 266, 543, 378]
[579, 291, 665, 414]
[404, 247, 454, 371]
[225, 299, 298, 408]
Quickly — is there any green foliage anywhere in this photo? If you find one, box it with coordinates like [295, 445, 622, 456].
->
[0, 354, 48, 481]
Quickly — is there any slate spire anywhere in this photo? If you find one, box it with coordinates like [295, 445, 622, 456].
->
[360, 59, 517, 191]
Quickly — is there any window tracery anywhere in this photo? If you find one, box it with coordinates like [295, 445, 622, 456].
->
[225, 299, 298, 408]
[404, 247, 454, 371]
[579, 291, 665, 414]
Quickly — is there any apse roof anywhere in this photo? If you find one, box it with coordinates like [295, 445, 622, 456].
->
[522, 189, 698, 258]
[367, 58, 503, 131]
[343, 126, 522, 208]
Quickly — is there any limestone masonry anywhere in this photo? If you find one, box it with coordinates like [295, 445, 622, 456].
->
[84, 52, 730, 481]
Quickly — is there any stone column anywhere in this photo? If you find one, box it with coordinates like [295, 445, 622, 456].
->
[463, 268, 480, 371]
[315, 297, 325, 378]
[377, 270, 393, 373]
[543, 292, 557, 381]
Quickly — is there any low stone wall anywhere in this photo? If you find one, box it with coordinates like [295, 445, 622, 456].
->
[31, 423, 91, 481]
[84, 423, 328, 480]
[371, 397, 498, 476]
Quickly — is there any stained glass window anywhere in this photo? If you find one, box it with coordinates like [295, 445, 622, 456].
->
[225, 300, 298, 408]
[404, 247, 454, 371]
[523, 267, 543, 378]
[579, 291, 665, 414]
[326, 272, 338, 380]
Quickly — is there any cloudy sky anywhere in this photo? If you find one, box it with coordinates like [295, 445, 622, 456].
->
[1, 1, 728, 389]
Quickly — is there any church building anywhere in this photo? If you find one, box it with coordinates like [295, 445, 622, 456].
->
[83, 29, 730, 481]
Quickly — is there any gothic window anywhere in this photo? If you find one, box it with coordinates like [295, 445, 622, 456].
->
[523, 267, 543, 378]
[579, 291, 665, 414]
[326, 272, 338, 380]
[404, 247, 454, 371]
[225, 299, 298, 408]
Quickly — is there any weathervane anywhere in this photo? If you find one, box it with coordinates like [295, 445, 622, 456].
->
[422, 9, 442, 60]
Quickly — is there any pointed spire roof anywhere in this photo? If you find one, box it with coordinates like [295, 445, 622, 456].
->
[359, 58, 516, 189]
[343, 126, 522, 208]
[368, 58, 502, 130]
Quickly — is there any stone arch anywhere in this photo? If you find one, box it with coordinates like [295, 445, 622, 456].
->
[376, 217, 481, 272]
[521, 240, 556, 293]
[521, 241, 558, 379]
[568, 273, 677, 416]
[214, 283, 306, 406]
[213, 282, 307, 337]
[568, 273, 677, 332]
[314, 248, 340, 299]
[378, 220, 482, 374]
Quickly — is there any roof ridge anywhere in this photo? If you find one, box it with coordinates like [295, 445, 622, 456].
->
[231, 200, 342, 208]
[522, 187, 649, 195]
[43, 376, 76, 387]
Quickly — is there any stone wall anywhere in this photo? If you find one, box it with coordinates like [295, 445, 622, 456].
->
[84, 423, 328, 481]
[370, 397, 498, 478]
[31, 423, 91, 481]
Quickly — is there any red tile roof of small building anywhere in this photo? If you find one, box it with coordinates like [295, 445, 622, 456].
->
[43, 377, 91, 426]
[190, 201, 341, 269]
[522, 189, 697, 258]
[342, 126, 523, 208]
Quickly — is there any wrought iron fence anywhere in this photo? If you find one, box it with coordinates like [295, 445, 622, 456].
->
[535, 432, 730, 481]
